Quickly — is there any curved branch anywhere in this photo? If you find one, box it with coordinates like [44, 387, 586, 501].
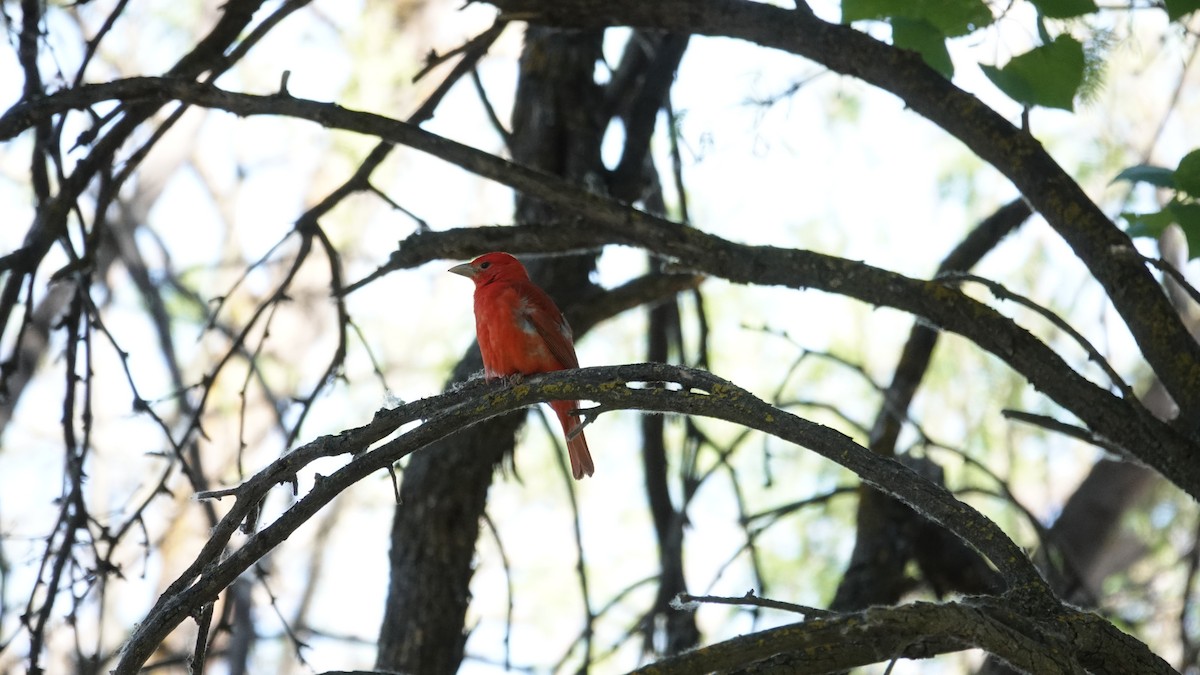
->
[631, 595, 1171, 675]
[115, 363, 1054, 673]
[4, 80, 1196, 500]
[481, 0, 1200, 428]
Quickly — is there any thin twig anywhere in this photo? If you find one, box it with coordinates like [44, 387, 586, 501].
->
[674, 591, 832, 618]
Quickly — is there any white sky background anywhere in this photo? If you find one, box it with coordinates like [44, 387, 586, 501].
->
[0, 0, 1198, 673]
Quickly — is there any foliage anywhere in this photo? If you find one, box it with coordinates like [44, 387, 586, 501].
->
[980, 36, 1085, 111]
[1119, 149, 1200, 256]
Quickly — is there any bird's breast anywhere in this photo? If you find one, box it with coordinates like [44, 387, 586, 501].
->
[474, 287, 559, 377]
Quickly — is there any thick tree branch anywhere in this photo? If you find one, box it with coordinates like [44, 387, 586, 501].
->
[378, 226, 1197, 498]
[872, 199, 1033, 456]
[605, 31, 690, 202]
[114, 363, 1058, 673]
[5, 81, 1197, 500]
[834, 199, 1030, 612]
[632, 595, 1171, 675]
[481, 0, 1200, 427]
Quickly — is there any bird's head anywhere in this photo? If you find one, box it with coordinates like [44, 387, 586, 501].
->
[448, 252, 530, 286]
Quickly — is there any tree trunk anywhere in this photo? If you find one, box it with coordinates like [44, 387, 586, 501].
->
[374, 25, 607, 674]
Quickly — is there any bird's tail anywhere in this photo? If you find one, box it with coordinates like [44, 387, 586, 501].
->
[552, 400, 594, 479]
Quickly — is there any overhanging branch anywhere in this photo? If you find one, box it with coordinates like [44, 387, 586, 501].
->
[479, 0, 1200, 430]
[4, 80, 1197, 501]
[632, 595, 1171, 674]
[115, 363, 1057, 673]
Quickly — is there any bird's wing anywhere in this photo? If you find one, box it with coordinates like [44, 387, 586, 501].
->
[521, 284, 579, 369]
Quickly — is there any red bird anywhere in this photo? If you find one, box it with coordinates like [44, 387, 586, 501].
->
[449, 252, 594, 479]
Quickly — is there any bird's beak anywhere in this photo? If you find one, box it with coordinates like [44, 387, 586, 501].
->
[447, 262, 476, 278]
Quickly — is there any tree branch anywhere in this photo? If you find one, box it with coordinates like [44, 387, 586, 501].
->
[113, 363, 1060, 673]
[833, 199, 1030, 612]
[4, 80, 1196, 500]
[632, 595, 1171, 675]
[480, 0, 1200, 427]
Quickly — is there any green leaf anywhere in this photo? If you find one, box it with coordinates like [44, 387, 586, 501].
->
[891, 17, 954, 78]
[1030, 0, 1097, 18]
[1112, 164, 1176, 188]
[1170, 201, 1200, 230]
[1169, 203, 1200, 257]
[981, 36, 1085, 111]
[1123, 208, 1174, 239]
[1125, 203, 1200, 259]
[1174, 149, 1200, 197]
[842, 0, 993, 36]
[1165, 0, 1200, 21]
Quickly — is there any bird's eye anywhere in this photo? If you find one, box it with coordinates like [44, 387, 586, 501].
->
[479, 261, 491, 269]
